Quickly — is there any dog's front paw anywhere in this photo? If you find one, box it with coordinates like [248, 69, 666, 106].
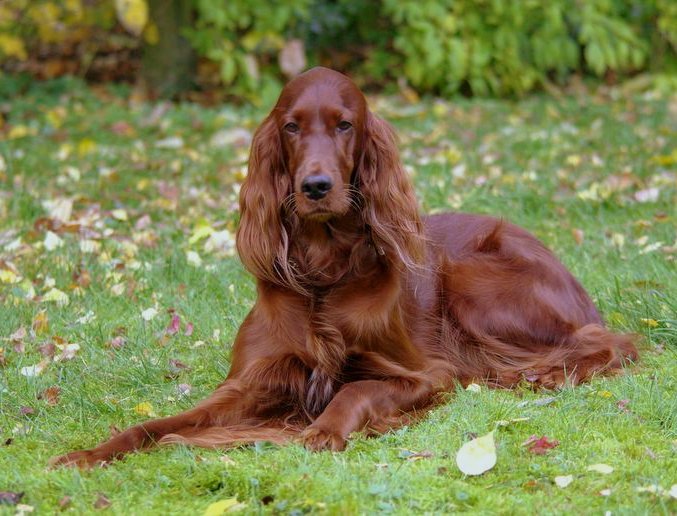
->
[49, 449, 107, 469]
[301, 426, 347, 452]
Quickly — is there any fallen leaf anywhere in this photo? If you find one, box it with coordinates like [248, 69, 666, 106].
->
[204, 498, 246, 515]
[572, 228, 585, 245]
[44, 231, 63, 251]
[55, 343, 80, 361]
[278, 39, 306, 79]
[634, 187, 659, 203]
[219, 455, 236, 466]
[465, 383, 481, 392]
[617, 399, 631, 412]
[495, 417, 530, 427]
[0, 491, 24, 505]
[184, 322, 194, 337]
[398, 449, 434, 461]
[640, 318, 659, 328]
[93, 493, 111, 509]
[186, 250, 202, 267]
[39, 386, 61, 406]
[9, 326, 27, 342]
[554, 475, 574, 488]
[166, 314, 180, 335]
[20, 362, 46, 377]
[522, 435, 559, 455]
[133, 402, 155, 417]
[209, 128, 252, 148]
[155, 136, 184, 149]
[141, 307, 158, 321]
[15, 504, 34, 514]
[587, 463, 614, 474]
[58, 496, 72, 509]
[177, 383, 192, 397]
[111, 209, 128, 221]
[42, 288, 70, 306]
[114, 0, 148, 36]
[109, 336, 126, 349]
[32, 311, 49, 334]
[456, 431, 496, 476]
[599, 488, 612, 496]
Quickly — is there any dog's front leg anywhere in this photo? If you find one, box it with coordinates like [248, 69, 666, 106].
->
[301, 377, 434, 451]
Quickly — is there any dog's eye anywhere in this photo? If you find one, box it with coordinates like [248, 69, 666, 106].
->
[337, 121, 352, 132]
[284, 122, 300, 134]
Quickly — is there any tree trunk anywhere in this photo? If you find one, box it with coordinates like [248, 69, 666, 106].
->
[140, 0, 195, 99]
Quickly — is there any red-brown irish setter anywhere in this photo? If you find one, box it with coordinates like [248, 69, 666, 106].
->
[52, 67, 638, 467]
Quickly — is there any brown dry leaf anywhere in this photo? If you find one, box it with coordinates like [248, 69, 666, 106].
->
[10, 326, 27, 342]
[572, 228, 585, 245]
[39, 386, 62, 406]
[94, 493, 111, 509]
[38, 342, 56, 359]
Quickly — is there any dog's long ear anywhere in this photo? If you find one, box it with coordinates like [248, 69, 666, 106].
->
[236, 115, 292, 285]
[357, 111, 424, 269]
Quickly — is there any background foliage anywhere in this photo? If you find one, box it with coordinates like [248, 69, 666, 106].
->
[0, 0, 675, 99]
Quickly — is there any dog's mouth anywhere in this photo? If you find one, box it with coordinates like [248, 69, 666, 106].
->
[294, 193, 350, 222]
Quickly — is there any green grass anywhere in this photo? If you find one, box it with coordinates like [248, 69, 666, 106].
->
[0, 77, 675, 514]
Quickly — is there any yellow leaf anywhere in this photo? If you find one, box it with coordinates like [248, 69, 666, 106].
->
[0, 269, 19, 283]
[0, 34, 27, 60]
[77, 138, 96, 156]
[133, 402, 155, 417]
[115, 0, 148, 36]
[45, 107, 66, 128]
[189, 222, 215, 245]
[111, 208, 128, 221]
[596, 390, 613, 398]
[8, 125, 32, 139]
[204, 498, 245, 516]
[42, 288, 70, 306]
[143, 21, 159, 45]
[640, 318, 659, 328]
[456, 431, 496, 476]
[566, 155, 582, 167]
[32, 311, 49, 334]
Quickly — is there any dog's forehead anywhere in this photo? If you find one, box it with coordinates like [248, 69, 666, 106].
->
[277, 72, 365, 114]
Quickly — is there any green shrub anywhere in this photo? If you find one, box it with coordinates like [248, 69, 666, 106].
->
[185, 0, 311, 102]
[381, 0, 675, 96]
[0, 0, 675, 98]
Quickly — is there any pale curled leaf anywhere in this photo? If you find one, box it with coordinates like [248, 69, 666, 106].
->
[554, 475, 574, 488]
[587, 463, 614, 474]
[456, 431, 496, 476]
[141, 307, 158, 321]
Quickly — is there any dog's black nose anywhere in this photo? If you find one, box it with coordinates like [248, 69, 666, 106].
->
[301, 175, 333, 200]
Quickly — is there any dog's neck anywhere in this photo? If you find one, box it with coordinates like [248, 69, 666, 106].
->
[286, 213, 385, 290]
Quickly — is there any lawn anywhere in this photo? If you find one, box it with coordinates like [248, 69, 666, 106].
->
[0, 78, 675, 514]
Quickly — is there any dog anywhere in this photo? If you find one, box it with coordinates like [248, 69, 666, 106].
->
[51, 67, 637, 467]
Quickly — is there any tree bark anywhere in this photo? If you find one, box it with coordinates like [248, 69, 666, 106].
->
[140, 0, 195, 99]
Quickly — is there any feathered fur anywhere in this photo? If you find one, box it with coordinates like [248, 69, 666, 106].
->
[51, 67, 638, 468]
